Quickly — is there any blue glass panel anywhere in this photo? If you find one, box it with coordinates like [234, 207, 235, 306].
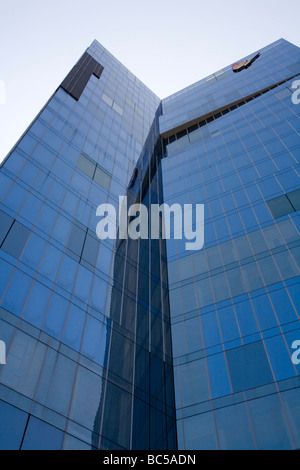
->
[81, 315, 108, 365]
[21, 416, 64, 450]
[248, 393, 295, 450]
[62, 303, 85, 351]
[0, 400, 28, 450]
[179, 359, 211, 407]
[234, 298, 259, 338]
[264, 334, 296, 381]
[43, 293, 69, 340]
[22, 281, 52, 328]
[215, 402, 256, 450]
[207, 352, 232, 399]
[218, 305, 241, 345]
[183, 412, 218, 450]
[251, 293, 278, 331]
[1, 270, 33, 317]
[202, 311, 222, 348]
[226, 340, 273, 393]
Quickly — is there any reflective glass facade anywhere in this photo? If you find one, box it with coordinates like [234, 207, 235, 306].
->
[162, 38, 300, 450]
[0, 41, 176, 450]
[0, 38, 299, 450]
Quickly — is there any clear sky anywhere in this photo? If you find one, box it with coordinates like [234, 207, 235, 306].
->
[0, 0, 299, 162]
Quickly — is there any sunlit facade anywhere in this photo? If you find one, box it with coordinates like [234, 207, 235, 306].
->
[162, 38, 300, 450]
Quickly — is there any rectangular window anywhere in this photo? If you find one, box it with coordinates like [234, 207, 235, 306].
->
[177, 129, 187, 139]
[94, 165, 111, 192]
[81, 230, 99, 268]
[1, 221, 30, 259]
[66, 221, 86, 261]
[287, 189, 300, 211]
[267, 194, 294, 219]
[21, 416, 64, 450]
[102, 93, 113, 107]
[0, 210, 14, 246]
[0, 400, 28, 450]
[187, 124, 199, 133]
[275, 87, 292, 100]
[112, 102, 123, 116]
[76, 153, 96, 179]
[60, 52, 104, 101]
[226, 341, 273, 393]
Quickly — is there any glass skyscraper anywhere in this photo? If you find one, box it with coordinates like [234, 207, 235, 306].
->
[0, 38, 299, 450]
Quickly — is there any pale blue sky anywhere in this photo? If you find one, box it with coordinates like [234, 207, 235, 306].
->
[0, 0, 299, 161]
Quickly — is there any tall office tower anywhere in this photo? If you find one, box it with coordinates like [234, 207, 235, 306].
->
[161, 39, 300, 450]
[0, 41, 176, 450]
[0, 38, 299, 450]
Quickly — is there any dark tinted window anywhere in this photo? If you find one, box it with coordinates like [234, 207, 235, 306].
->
[226, 341, 273, 393]
[267, 195, 294, 219]
[81, 231, 99, 268]
[0, 210, 14, 245]
[94, 166, 111, 191]
[66, 222, 86, 260]
[2, 221, 30, 259]
[287, 189, 300, 211]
